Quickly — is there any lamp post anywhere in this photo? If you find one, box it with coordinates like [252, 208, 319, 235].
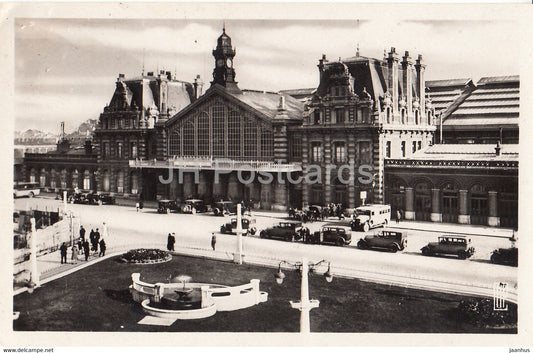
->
[234, 203, 244, 264]
[274, 257, 333, 333]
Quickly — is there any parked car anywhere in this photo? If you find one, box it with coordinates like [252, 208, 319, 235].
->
[14, 182, 41, 198]
[490, 247, 518, 267]
[421, 236, 475, 259]
[182, 199, 208, 214]
[220, 216, 257, 235]
[96, 192, 116, 205]
[357, 230, 407, 252]
[308, 223, 352, 246]
[212, 201, 240, 216]
[259, 221, 304, 242]
[158, 200, 182, 214]
[350, 204, 391, 232]
[71, 192, 89, 204]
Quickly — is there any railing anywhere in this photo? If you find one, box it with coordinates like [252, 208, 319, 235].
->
[129, 157, 302, 172]
[385, 159, 518, 169]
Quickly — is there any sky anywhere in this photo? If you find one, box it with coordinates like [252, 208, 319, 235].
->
[14, 18, 521, 134]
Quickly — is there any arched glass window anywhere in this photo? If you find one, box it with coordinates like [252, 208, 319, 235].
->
[228, 111, 241, 158]
[169, 130, 181, 157]
[198, 112, 210, 156]
[29, 169, 36, 183]
[244, 118, 258, 158]
[83, 170, 91, 190]
[212, 102, 226, 157]
[39, 168, 46, 187]
[183, 121, 195, 156]
[260, 126, 274, 160]
[117, 170, 124, 193]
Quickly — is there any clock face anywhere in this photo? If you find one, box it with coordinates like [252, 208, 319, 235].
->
[226, 58, 233, 68]
[217, 59, 225, 67]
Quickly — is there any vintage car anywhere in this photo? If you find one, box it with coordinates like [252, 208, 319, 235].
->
[71, 192, 90, 204]
[259, 221, 303, 242]
[308, 223, 352, 246]
[158, 200, 182, 214]
[421, 235, 475, 259]
[212, 201, 242, 216]
[357, 230, 407, 252]
[490, 247, 518, 267]
[97, 192, 116, 205]
[220, 216, 257, 235]
[182, 199, 209, 214]
[350, 204, 391, 232]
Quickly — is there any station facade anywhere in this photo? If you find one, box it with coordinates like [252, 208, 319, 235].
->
[21, 28, 519, 227]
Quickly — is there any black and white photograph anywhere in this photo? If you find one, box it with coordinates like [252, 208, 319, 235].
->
[3, 2, 532, 350]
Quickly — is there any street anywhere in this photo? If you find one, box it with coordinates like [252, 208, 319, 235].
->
[15, 196, 518, 300]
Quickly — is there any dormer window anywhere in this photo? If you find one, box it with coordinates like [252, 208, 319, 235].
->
[313, 110, 321, 124]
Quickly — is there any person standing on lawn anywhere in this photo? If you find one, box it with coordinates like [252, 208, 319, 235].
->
[60, 242, 68, 264]
[93, 228, 100, 254]
[167, 233, 175, 251]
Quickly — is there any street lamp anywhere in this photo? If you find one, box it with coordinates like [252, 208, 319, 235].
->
[274, 257, 332, 333]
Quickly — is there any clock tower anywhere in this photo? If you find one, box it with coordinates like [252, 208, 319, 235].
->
[211, 26, 241, 93]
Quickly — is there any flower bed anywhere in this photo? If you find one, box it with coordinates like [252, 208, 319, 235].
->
[121, 248, 172, 264]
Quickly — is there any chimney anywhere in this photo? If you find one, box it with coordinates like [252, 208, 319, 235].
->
[117, 73, 125, 81]
[193, 75, 204, 99]
[495, 141, 501, 156]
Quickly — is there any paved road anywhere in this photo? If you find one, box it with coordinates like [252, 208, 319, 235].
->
[15, 197, 518, 300]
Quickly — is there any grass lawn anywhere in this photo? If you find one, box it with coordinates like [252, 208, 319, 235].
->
[13, 254, 516, 333]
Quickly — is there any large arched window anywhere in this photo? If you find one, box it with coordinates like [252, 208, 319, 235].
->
[117, 170, 124, 193]
[260, 127, 274, 160]
[169, 130, 181, 157]
[198, 112, 210, 156]
[29, 169, 36, 183]
[470, 183, 488, 225]
[228, 111, 241, 158]
[60, 169, 68, 189]
[414, 181, 431, 221]
[103, 170, 110, 192]
[244, 118, 258, 158]
[39, 168, 46, 187]
[183, 121, 195, 156]
[212, 102, 226, 157]
[83, 170, 91, 190]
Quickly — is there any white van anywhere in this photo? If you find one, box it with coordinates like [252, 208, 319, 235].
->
[350, 204, 391, 232]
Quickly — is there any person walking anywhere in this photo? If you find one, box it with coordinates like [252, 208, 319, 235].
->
[79, 225, 86, 242]
[396, 209, 402, 224]
[167, 233, 175, 251]
[83, 240, 90, 261]
[211, 233, 217, 251]
[89, 229, 95, 251]
[99, 238, 106, 257]
[71, 244, 79, 264]
[60, 242, 68, 264]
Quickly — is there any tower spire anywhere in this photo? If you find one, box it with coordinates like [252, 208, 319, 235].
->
[223, 21, 226, 33]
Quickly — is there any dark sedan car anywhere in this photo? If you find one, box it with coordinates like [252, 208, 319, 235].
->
[490, 247, 518, 267]
[220, 217, 257, 235]
[259, 221, 304, 242]
[357, 230, 407, 253]
[158, 200, 181, 214]
[421, 236, 475, 259]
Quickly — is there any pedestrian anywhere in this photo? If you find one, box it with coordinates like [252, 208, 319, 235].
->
[71, 244, 79, 264]
[94, 228, 101, 253]
[211, 233, 216, 251]
[79, 225, 86, 242]
[136, 202, 140, 212]
[60, 242, 68, 264]
[167, 233, 175, 251]
[83, 240, 90, 261]
[99, 238, 106, 257]
[89, 229, 95, 251]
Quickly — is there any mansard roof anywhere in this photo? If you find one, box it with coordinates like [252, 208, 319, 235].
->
[407, 143, 518, 162]
[106, 73, 194, 114]
[165, 84, 304, 128]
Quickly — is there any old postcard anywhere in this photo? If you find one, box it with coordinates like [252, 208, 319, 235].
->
[1, 2, 532, 350]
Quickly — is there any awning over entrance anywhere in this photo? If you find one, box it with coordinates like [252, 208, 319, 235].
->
[129, 157, 302, 172]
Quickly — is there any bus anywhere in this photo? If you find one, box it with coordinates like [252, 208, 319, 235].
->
[14, 182, 41, 198]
